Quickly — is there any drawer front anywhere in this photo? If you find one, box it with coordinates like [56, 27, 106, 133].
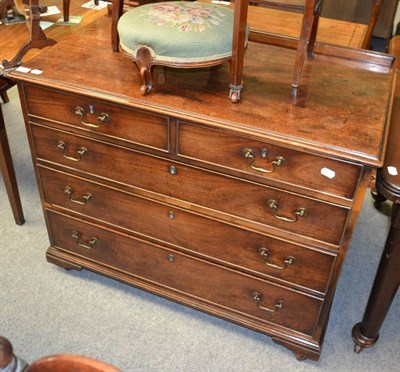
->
[24, 85, 170, 151]
[177, 122, 362, 200]
[31, 124, 349, 246]
[38, 166, 336, 294]
[47, 210, 323, 336]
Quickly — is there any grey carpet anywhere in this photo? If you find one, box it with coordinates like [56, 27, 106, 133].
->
[1, 86, 399, 371]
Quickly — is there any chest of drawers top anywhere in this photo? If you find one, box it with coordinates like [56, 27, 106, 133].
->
[12, 15, 394, 169]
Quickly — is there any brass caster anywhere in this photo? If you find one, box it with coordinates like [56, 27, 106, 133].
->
[354, 344, 363, 354]
[230, 91, 240, 103]
[229, 84, 242, 103]
[140, 83, 152, 95]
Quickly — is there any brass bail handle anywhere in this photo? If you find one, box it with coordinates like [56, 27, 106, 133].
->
[252, 292, 284, 313]
[242, 148, 286, 174]
[64, 186, 92, 205]
[71, 231, 98, 250]
[75, 106, 110, 128]
[57, 141, 87, 162]
[258, 247, 295, 270]
[267, 199, 308, 223]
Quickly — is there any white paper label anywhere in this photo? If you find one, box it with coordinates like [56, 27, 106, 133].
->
[15, 66, 31, 73]
[387, 166, 398, 176]
[321, 167, 336, 179]
[30, 69, 43, 75]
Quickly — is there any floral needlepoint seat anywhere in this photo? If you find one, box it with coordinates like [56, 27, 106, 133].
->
[115, 1, 249, 95]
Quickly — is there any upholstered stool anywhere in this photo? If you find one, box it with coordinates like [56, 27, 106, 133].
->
[115, 1, 249, 95]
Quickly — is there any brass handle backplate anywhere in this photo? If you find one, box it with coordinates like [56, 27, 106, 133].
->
[71, 231, 98, 250]
[243, 148, 285, 174]
[75, 106, 110, 128]
[267, 199, 308, 223]
[57, 141, 87, 162]
[252, 292, 284, 313]
[258, 247, 295, 270]
[64, 186, 92, 205]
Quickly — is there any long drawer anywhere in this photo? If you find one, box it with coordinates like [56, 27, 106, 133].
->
[38, 165, 336, 294]
[31, 124, 349, 246]
[46, 209, 324, 336]
[177, 122, 362, 200]
[24, 85, 170, 152]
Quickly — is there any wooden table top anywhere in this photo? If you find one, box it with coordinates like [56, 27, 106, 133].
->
[236, 2, 367, 49]
[199, 0, 367, 48]
[9, 15, 394, 167]
[0, 0, 107, 64]
[0, 0, 367, 65]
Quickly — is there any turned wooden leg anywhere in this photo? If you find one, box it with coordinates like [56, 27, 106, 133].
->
[307, 1, 321, 58]
[63, 0, 70, 22]
[0, 105, 25, 225]
[229, 0, 249, 103]
[135, 47, 153, 95]
[352, 203, 400, 352]
[1, 92, 10, 103]
[371, 187, 387, 209]
[291, 0, 316, 98]
[362, 0, 384, 50]
[111, 0, 124, 52]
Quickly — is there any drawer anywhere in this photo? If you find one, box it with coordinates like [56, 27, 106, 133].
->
[31, 124, 349, 246]
[24, 85, 170, 152]
[46, 210, 324, 336]
[38, 166, 336, 294]
[177, 122, 362, 200]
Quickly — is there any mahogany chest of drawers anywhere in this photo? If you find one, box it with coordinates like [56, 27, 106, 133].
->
[12, 19, 394, 361]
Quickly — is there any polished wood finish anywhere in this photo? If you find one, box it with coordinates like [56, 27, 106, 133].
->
[10, 15, 394, 361]
[322, 0, 398, 47]
[2, 0, 57, 69]
[231, 0, 386, 101]
[24, 84, 170, 150]
[111, 0, 235, 96]
[1, 336, 119, 371]
[352, 35, 400, 353]
[29, 123, 350, 245]
[361, 0, 384, 49]
[318, 0, 386, 50]
[38, 165, 336, 294]
[0, 0, 367, 68]
[0, 0, 108, 66]
[47, 209, 324, 336]
[0, 77, 24, 225]
[1, 91, 9, 102]
[177, 122, 362, 201]
[230, 0, 322, 102]
[27, 353, 120, 372]
[110, 0, 371, 101]
[2, 0, 100, 68]
[245, 3, 367, 49]
[250, 0, 306, 9]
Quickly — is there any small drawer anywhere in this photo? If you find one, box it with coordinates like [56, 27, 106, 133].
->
[31, 124, 349, 246]
[177, 122, 362, 200]
[38, 166, 336, 294]
[24, 84, 170, 152]
[46, 210, 324, 336]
